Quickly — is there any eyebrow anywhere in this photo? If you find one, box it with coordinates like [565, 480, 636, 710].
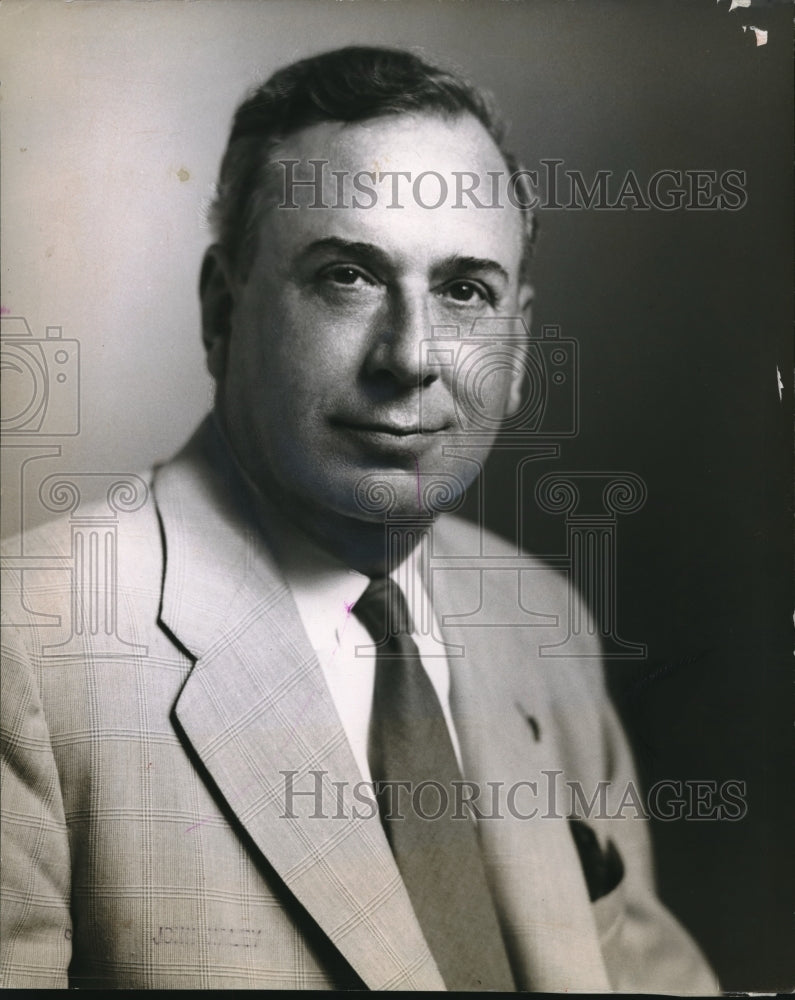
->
[441, 256, 510, 285]
[292, 238, 391, 272]
[292, 238, 511, 284]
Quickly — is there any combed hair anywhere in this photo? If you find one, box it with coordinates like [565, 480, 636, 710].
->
[209, 46, 537, 279]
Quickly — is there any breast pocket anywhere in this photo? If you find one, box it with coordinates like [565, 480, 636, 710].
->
[568, 818, 624, 900]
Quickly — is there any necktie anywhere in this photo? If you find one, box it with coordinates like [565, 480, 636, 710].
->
[354, 577, 515, 991]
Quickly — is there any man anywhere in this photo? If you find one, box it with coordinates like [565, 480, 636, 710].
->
[1, 46, 716, 991]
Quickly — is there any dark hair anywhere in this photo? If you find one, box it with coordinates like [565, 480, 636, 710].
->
[209, 45, 536, 279]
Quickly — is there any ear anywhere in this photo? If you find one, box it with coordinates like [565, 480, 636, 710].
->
[506, 283, 534, 416]
[199, 245, 235, 382]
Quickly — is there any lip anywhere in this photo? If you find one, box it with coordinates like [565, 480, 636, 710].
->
[330, 417, 452, 453]
[331, 417, 451, 436]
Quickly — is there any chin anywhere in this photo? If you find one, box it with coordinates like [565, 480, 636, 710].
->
[343, 469, 468, 523]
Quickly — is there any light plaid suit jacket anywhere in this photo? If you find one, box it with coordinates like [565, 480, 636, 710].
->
[1, 418, 717, 991]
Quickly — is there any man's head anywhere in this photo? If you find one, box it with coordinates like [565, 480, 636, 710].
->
[208, 46, 536, 282]
[200, 46, 536, 561]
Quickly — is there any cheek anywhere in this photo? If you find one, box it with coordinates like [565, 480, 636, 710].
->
[272, 293, 365, 380]
[452, 346, 517, 430]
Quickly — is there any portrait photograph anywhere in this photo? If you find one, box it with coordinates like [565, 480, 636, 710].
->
[1, 0, 791, 992]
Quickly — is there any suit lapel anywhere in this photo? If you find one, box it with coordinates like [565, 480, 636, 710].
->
[432, 550, 611, 992]
[153, 421, 444, 991]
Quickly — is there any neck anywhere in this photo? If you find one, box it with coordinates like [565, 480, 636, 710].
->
[275, 497, 426, 578]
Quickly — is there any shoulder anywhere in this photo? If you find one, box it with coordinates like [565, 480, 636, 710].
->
[2, 469, 160, 568]
[433, 513, 564, 579]
[432, 513, 581, 636]
[432, 517, 618, 783]
[1, 470, 163, 659]
[2, 418, 227, 612]
[432, 513, 606, 695]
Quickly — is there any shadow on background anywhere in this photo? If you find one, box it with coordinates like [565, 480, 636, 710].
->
[466, 1, 792, 990]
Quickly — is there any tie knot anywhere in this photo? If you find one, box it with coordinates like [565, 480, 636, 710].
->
[353, 576, 414, 642]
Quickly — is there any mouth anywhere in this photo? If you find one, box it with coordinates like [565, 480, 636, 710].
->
[330, 416, 452, 453]
[331, 417, 451, 437]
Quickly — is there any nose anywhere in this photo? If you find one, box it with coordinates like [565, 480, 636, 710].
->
[363, 290, 437, 389]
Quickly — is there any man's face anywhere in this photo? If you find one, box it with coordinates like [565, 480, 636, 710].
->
[209, 112, 532, 531]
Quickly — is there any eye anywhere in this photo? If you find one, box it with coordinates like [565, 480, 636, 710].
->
[320, 264, 375, 287]
[440, 280, 494, 306]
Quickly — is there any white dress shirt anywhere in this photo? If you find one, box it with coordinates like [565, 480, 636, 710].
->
[276, 529, 464, 784]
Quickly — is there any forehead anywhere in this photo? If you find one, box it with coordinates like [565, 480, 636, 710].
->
[257, 112, 527, 278]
